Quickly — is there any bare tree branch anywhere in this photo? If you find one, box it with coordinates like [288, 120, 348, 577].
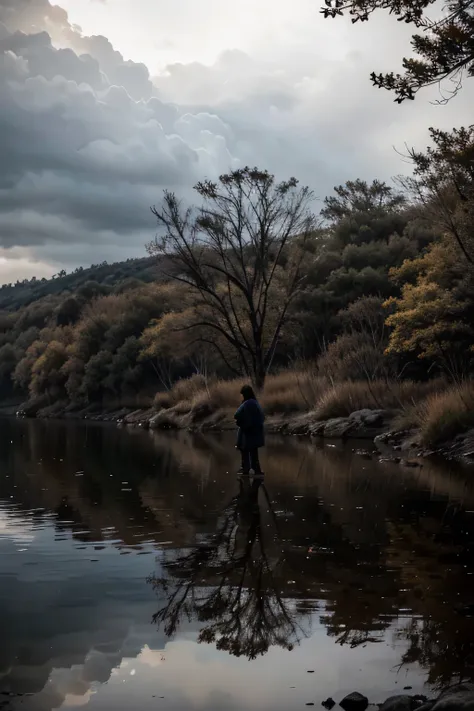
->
[148, 167, 316, 388]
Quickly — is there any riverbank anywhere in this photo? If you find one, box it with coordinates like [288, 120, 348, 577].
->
[9, 396, 474, 469]
[6, 373, 474, 464]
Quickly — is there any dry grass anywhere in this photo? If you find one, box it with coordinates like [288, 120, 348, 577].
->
[396, 382, 474, 446]
[313, 378, 447, 420]
[170, 374, 210, 403]
[155, 376, 248, 412]
[206, 378, 247, 408]
[260, 370, 326, 414]
[185, 378, 248, 423]
[155, 371, 324, 418]
[154, 374, 211, 410]
[152, 371, 461, 440]
[314, 381, 388, 419]
[153, 375, 247, 425]
[154, 391, 172, 409]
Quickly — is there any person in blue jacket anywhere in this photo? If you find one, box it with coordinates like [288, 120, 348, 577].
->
[234, 384, 265, 476]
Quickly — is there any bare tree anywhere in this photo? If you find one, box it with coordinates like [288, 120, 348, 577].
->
[148, 167, 316, 388]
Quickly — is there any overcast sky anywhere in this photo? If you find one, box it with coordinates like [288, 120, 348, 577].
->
[0, 0, 473, 283]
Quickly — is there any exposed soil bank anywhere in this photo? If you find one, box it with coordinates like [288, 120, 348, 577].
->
[12, 399, 474, 466]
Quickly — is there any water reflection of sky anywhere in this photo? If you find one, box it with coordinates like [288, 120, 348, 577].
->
[0, 509, 427, 711]
[0, 419, 473, 710]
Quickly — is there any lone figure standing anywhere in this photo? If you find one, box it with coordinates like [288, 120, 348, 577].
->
[234, 384, 265, 476]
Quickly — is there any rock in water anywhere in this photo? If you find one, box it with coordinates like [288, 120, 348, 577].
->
[415, 703, 435, 711]
[379, 696, 414, 711]
[430, 684, 474, 711]
[322, 699, 336, 710]
[322, 417, 355, 439]
[340, 692, 369, 711]
[412, 696, 429, 706]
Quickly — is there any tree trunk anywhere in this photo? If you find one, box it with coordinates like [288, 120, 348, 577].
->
[254, 361, 266, 391]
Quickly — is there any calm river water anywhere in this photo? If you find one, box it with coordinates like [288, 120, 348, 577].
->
[1, 419, 474, 710]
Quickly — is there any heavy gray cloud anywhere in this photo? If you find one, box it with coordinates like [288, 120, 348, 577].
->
[0, 2, 234, 270]
[0, 0, 473, 278]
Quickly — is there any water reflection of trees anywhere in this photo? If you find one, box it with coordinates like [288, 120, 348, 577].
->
[387, 512, 474, 689]
[149, 479, 309, 659]
[2, 420, 474, 684]
[148, 436, 474, 681]
[398, 617, 474, 688]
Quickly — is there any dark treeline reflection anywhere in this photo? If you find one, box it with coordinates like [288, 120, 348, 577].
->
[1, 419, 474, 688]
[149, 479, 308, 659]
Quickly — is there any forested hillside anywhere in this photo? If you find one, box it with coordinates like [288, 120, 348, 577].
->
[1, 125, 473, 435]
[0, 257, 160, 310]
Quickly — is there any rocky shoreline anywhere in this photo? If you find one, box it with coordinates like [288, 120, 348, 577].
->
[6, 400, 474, 466]
[323, 685, 474, 711]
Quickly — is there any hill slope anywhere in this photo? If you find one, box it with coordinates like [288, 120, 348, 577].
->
[0, 257, 160, 310]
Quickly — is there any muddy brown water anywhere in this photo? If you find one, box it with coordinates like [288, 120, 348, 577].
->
[1, 419, 474, 710]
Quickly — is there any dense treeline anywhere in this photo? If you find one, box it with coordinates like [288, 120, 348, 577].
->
[0, 124, 473, 413]
[0, 257, 161, 311]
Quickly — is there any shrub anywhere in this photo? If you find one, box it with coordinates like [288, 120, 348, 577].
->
[317, 334, 388, 382]
[313, 379, 447, 420]
[314, 380, 388, 419]
[154, 391, 172, 409]
[409, 382, 474, 446]
[261, 371, 326, 414]
[154, 374, 213, 411]
[207, 378, 247, 408]
[169, 374, 210, 404]
[153, 376, 246, 422]
[152, 370, 455, 432]
[172, 398, 194, 415]
[189, 392, 216, 422]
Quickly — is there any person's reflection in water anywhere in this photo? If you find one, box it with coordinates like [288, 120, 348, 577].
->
[148, 478, 308, 659]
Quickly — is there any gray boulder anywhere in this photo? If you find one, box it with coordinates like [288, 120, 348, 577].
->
[286, 413, 314, 435]
[379, 690, 474, 711]
[416, 703, 435, 711]
[349, 409, 386, 425]
[340, 692, 369, 711]
[348, 409, 392, 437]
[309, 409, 392, 439]
[379, 696, 414, 711]
[430, 684, 474, 711]
[323, 417, 356, 438]
[309, 420, 327, 436]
